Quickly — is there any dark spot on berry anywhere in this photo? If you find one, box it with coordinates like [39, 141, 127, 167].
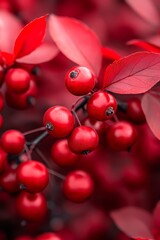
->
[70, 70, 79, 79]
[82, 150, 90, 155]
[27, 96, 36, 106]
[20, 184, 26, 190]
[106, 107, 114, 116]
[46, 122, 54, 131]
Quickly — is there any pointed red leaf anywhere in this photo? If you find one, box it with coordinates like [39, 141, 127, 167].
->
[48, 14, 102, 76]
[125, 0, 159, 27]
[0, 10, 22, 53]
[142, 92, 160, 140]
[103, 52, 160, 94]
[14, 15, 47, 59]
[110, 206, 154, 239]
[102, 46, 121, 61]
[127, 40, 160, 53]
[16, 42, 59, 64]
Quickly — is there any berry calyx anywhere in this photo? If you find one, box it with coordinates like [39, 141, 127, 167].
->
[5, 68, 30, 94]
[51, 139, 80, 167]
[63, 170, 94, 202]
[105, 121, 137, 151]
[87, 91, 117, 121]
[16, 191, 47, 221]
[65, 66, 96, 96]
[17, 160, 49, 193]
[68, 125, 99, 154]
[43, 106, 75, 138]
[1, 129, 25, 154]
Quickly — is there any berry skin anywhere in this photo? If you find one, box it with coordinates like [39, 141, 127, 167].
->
[65, 66, 96, 96]
[5, 79, 37, 110]
[36, 232, 62, 240]
[0, 92, 4, 111]
[17, 160, 49, 193]
[63, 170, 94, 202]
[16, 191, 47, 221]
[1, 129, 25, 154]
[5, 68, 30, 94]
[43, 106, 75, 138]
[126, 98, 146, 124]
[51, 139, 80, 167]
[68, 126, 99, 154]
[87, 91, 117, 121]
[105, 121, 137, 151]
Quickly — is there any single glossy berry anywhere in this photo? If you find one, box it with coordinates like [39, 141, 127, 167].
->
[65, 66, 96, 96]
[0, 147, 7, 173]
[68, 126, 99, 154]
[87, 91, 117, 121]
[36, 232, 62, 240]
[0, 168, 19, 193]
[17, 160, 49, 193]
[43, 106, 75, 138]
[5, 79, 37, 109]
[51, 139, 80, 167]
[105, 121, 137, 151]
[16, 191, 47, 221]
[5, 68, 30, 94]
[126, 98, 146, 124]
[63, 170, 94, 202]
[1, 129, 25, 154]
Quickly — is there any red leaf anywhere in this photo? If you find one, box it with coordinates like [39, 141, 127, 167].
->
[142, 92, 160, 140]
[125, 0, 159, 27]
[127, 40, 160, 53]
[48, 14, 102, 76]
[110, 206, 154, 239]
[0, 10, 22, 53]
[14, 15, 47, 59]
[103, 52, 160, 94]
[16, 42, 59, 64]
[102, 46, 121, 61]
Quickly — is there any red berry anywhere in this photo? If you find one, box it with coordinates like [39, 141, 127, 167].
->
[0, 168, 19, 193]
[36, 232, 62, 240]
[0, 147, 7, 173]
[5, 79, 37, 109]
[87, 91, 117, 121]
[65, 66, 96, 96]
[82, 117, 104, 136]
[126, 98, 146, 124]
[63, 170, 94, 202]
[16, 191, 47, 221]
[1, 129, 25, 154]
[17, 160, 49, 193]
[43, 106, 75, 138]
[51, 139, 80, 167]
[105, 121, 137, 151]
[5, 68, 30, 94]
[68, 126, 99, 154]
[0, 65, 5, 86]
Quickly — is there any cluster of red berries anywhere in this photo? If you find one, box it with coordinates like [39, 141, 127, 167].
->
[0, 64, 146, 239]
